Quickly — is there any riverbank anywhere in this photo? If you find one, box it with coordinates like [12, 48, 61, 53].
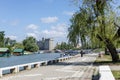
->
[0, 55, 74, 77]
[0, 53, 61, 68]
[0, 54, 97, 80]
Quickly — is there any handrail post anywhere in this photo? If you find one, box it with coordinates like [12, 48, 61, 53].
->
[0, 69, 2, 77]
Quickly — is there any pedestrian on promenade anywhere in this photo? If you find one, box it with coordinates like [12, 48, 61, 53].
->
[80, 50, 84, 57]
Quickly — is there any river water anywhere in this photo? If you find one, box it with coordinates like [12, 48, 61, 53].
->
[0, 53, 61, 68]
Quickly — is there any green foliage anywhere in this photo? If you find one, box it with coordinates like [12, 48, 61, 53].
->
[68, 0, 120, 61]
[3, 37, 17, 53]
[55, 42, 74, 50]
[14, 43, 24, 49]
[68, 8, 89, 48]
[7, 45, 13, 53]
[68, 0, 120, 49]
[112, 71, 120, 80]
[4, 37, 16, 47]
[23, 37, 39, 52]
[0, 31, 5, 47]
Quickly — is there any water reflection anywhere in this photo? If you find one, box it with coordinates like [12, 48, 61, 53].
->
[0, 53, 60, 68]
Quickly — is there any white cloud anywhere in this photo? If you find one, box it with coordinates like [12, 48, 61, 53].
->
[25, 23, 68, 43]
[40, 16, 58, 23]
[42, 30, 66, 37]
[26, 24, 38, 30]
[51, 24, 67, 32]
[26, 24, 40, 40]
[6, 35, 17, 40]
[63, 11, 74, 16]
[41, 23, 68, 38]
[27, 33, 37, 38]
[34, 30, 40, 34]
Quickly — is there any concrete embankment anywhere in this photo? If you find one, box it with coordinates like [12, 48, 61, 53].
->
[0, 54, 79, 77]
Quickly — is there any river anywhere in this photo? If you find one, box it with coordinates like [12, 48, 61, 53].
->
[0, 53, 61, 68]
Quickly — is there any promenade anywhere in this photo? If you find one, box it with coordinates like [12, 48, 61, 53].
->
[0, 53, 97, 80]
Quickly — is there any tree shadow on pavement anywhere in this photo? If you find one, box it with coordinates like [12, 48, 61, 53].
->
[93, 60, 120, 66]
[48, 61, 94, 66]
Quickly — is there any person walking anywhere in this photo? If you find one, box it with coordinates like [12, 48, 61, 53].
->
[81, 50, 83, 57]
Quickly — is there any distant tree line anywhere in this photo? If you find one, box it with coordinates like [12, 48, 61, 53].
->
[55, 42, 77, 50]
[0, 31, 39, 52]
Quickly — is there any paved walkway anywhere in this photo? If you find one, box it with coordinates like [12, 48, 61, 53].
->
[110, 65, 120, 71]
[0, 54, 97, 80]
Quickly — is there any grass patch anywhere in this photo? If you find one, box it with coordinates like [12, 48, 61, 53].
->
[93, 48, 104, 53]
[93, 54, 120, 65]
[112, 71, 120, 80]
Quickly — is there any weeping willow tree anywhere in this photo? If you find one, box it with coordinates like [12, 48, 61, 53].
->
[68, 0, 120, 62]
[68, 6, 102, 49]
[68, 8, 89, 48]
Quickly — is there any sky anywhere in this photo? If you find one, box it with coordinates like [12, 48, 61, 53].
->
[0, 0, 78, 44]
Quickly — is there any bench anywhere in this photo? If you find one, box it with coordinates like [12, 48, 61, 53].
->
[99, 65, 115, 80]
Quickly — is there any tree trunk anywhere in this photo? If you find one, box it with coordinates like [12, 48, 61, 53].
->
[105, 38, 119, 62]
[105, 47, 109, 55]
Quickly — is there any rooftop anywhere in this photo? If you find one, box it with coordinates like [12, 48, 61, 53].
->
[13, 49, 24, 53]
[0, 48, 9, 52]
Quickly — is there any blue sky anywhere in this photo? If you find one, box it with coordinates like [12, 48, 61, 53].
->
[0, 0, 78, 44]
